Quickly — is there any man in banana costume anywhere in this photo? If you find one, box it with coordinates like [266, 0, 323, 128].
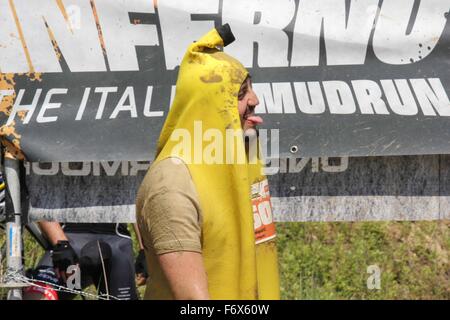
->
[136, 24, 280, 300]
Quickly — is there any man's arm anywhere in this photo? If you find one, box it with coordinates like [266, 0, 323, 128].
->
[157, 251, 210, 300]
[132, 223, 144, 250]
[38, 221, 68, 246]
[137, 158, 207, 299]
[132, 223, 148, 286]
[37, 221, 78, 281]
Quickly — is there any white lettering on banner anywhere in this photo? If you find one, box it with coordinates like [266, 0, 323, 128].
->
[29, 162, 59, 176]
[293, 82, 326, 114]
[380, 80, 418, 116]
[6, 89, 42, 125]
[373, 0, 450, 65]
[321, 157, 349, 173]
[61, 162, 91, 176]
[410, 78, 450, 116]
[94, 0, 159, 71]
[4, 80, 449, 126]
[322, 81, 356, 114]
[6, 86, 166, 124]
[311, 158, 320, 172]
[36, 88, 68, 123]
[75, 86, 164, 120]
[278, 157, 310, 173]
[223, 0, 295, 68]
[253, 83, 296, 114]
[13, 0, 105, 72]
[75, 87, 91, 121]
[94, 87, 118, 119]
[0, 1, 28, 73]
[1, 0, 448, 72]
[25, 159, 346, 176]
[129, 161, 151, 176]
[265, 157, 348, 174]
[276, 157, 326, 173]
[26, 161, 151, 176]
[351, 80, 390, 115]
[291, 0, 379, 66]
[158, 0, 219, 70]
[92, 161, 122, 176]
[256, 78, 450, 116]
[276, 157, 349, 174]
[143, 86, 164, 117]
[110, 87, 138, 119]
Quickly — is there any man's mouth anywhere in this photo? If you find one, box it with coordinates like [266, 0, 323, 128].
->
[244, 115, 263, 126]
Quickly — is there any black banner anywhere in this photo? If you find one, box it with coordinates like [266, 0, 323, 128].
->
[1, 0, 450, 161]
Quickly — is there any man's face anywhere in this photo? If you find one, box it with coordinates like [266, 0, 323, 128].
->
[238, 77, 262, 135]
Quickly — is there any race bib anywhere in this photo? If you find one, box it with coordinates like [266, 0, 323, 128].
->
[251, 179, 276, 244]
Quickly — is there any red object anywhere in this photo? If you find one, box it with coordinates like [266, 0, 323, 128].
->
[24, 281, 59, 300]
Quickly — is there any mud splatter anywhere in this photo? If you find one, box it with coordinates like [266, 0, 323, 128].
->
[24, 72, 42, 82]
[229, 68, 246, 84]
[9, 0, 34, 72]
[211, 53, 247, 84]
[188, 53, 206, 65]
[90, 0, 108, 59]
[56, 0, 73, 33]
[45, 20, 63, 61]
[0, 73, 15, 115]
[0, 73, 24, 160]
[200, 71, 223, 83]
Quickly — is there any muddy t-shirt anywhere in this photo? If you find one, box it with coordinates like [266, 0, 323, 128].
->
[136, 158, 202, 255]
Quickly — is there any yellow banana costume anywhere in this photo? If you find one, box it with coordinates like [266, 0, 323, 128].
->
[150, 25, 280, 299]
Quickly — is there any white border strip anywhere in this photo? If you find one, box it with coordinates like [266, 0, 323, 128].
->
[29, 205, 136, 223]
[29, 196, 450, 222]
[271, 196, 449, 221]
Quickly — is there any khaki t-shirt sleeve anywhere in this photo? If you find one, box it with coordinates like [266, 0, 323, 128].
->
[139, 158, 202, 255]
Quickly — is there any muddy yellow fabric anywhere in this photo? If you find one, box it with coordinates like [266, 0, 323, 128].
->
[140, 27, 280, 300]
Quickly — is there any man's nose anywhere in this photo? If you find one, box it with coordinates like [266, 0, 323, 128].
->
[248, 90, 260, 107]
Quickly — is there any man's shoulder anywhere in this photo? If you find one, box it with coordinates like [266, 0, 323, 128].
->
[142, 157, 193, 194]
[152, 157, 189, 173]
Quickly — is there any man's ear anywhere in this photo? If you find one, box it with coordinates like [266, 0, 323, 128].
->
[238, 76, 250, 100]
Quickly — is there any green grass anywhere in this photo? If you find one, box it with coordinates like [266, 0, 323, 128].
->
[277, 221, 449, 299]
[1, 221, 449, 300]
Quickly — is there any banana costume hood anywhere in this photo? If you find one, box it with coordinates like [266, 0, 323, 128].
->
[152, 25, 279, 300]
